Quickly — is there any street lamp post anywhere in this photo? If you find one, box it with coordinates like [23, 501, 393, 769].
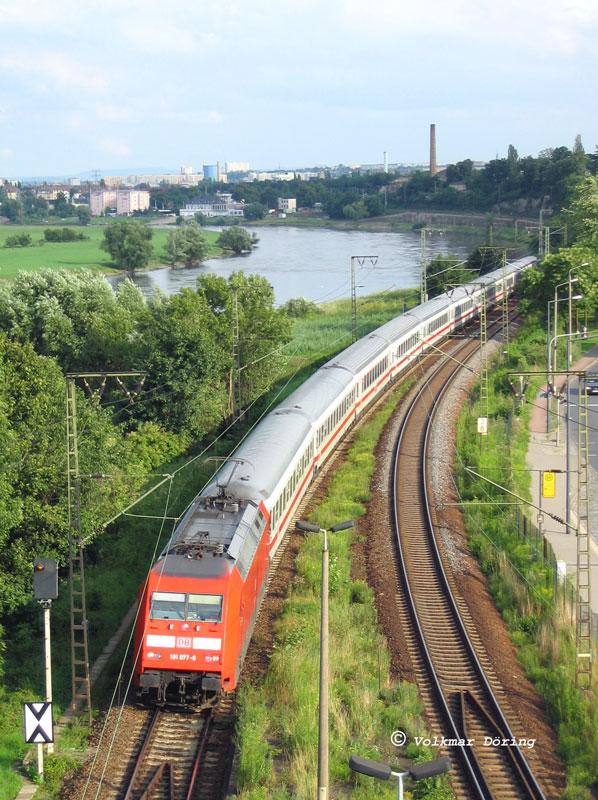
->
[549, 330, 586, 533]
[547, 294, 582, 435]
[349, 754, 450, 800]
[296, 518, 355, 800]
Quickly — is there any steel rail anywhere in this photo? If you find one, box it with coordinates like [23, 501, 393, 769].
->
[391, 323, 546, 799]
[121, 708, 213, 800]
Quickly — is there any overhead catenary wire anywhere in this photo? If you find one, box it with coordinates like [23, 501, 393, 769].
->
[81, 475, 176, 800]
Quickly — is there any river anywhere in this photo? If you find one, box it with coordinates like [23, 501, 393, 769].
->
[108, 225, 477, 306]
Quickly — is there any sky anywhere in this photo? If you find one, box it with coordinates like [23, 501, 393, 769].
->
[0, 0, 596, 177]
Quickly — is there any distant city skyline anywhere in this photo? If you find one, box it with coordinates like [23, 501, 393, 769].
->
[0, 0, 596, 177]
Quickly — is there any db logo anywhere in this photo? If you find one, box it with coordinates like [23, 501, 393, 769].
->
[176, 637, 192, 648]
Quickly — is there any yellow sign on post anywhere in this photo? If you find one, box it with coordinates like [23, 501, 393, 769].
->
[542, 471, 556, 499]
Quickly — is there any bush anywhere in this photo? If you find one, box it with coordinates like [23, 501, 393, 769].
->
[217, 227, 255, 254]
[282, 297, 321, 318]
[43, 228, 87, 242]
[4, 233, 32, 248]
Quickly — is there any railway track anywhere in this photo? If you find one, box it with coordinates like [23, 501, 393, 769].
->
[112, 697, 234, 800]
[391, 326, 546, 799]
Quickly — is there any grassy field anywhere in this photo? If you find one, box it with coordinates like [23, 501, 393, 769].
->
[0, 224, 221, 279]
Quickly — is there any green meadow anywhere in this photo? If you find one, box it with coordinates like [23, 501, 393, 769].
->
[0, 224, 221, 280]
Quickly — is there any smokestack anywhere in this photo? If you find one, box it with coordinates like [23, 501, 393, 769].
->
[429, 124, 438, 176]
[383, 151, 389, 173]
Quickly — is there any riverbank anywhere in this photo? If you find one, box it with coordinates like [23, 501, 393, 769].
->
[247, 210, 537, 242]
[0, 225, 221, 279]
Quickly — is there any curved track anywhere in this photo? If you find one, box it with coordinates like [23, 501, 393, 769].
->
[392, 331, 546, 799]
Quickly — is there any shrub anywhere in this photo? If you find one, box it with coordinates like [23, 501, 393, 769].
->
[4, 233, 32, 247]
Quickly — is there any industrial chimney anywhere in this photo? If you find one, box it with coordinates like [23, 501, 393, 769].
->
[429, 124, 438, 176]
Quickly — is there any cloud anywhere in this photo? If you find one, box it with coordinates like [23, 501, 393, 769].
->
[0, 147, 14, 159]
[97, 137, 131, 158]
[208, 111, 223, 124]
[336, 0, 598, 53]
[0, 51, 108, 93]
[119, 18, 215, 54]
[95, 104, 134, 123]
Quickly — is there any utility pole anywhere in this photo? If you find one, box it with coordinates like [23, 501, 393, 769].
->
[539, 208, 544, 258]
[479, 286, 489, 423]
[350, 256, 378, 343]
[576, 373, 592, 690]
[420, 229, 428, 305]
[231, 289, 242, 419]
[566, 271, 575, 534]
[500, 249, 509, 354]
[66, 371, 144, 720]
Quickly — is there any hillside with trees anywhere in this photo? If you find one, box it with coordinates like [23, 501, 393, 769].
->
[147, 140, 596, 224]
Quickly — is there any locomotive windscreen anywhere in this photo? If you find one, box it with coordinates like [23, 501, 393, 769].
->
[150, 591, 223, 622]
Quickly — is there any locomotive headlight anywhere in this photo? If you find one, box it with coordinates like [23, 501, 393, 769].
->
[182, 623, 190, 630]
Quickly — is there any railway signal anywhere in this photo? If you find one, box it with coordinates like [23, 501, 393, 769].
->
[33, 558, 57, 755]
[24, 701, 54, 780]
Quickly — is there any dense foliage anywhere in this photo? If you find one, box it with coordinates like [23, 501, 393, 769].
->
[519, 177, 598, 320]
[101, 219, 153, 271]
[0, 189, 77, 223]
[217, 226, 257, 254]
[43, 227, 87, 242]
[0, 270, 291, 436]
[0, 267, 290, 677]
[4, 233, 32, 248]
[0, 335, 183, 617]
[166, 221, 209, 266]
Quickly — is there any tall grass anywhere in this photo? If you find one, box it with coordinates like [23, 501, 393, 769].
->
[455, 314, 598, 799]
[235, 382, 454, 799]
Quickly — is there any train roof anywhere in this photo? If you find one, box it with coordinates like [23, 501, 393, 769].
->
[203, 410, 312, 501]
[203, 255, 536, 505]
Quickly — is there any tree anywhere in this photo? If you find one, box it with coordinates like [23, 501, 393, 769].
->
[283, 297, 321, 317]
[567, 175, 598, 246]
[196, 272, 292, 412]
[166, 222, 210, 267]
[243, 202, 267, 221]
[426, 256, 476, 298]
[519, 246, 598, 318]
[0, 335, 147, 616]
[77, 206, 91, 226]
[217, 227, 255, 254]
[0, 197, 21, 222]
[101, 220, 153, 272]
